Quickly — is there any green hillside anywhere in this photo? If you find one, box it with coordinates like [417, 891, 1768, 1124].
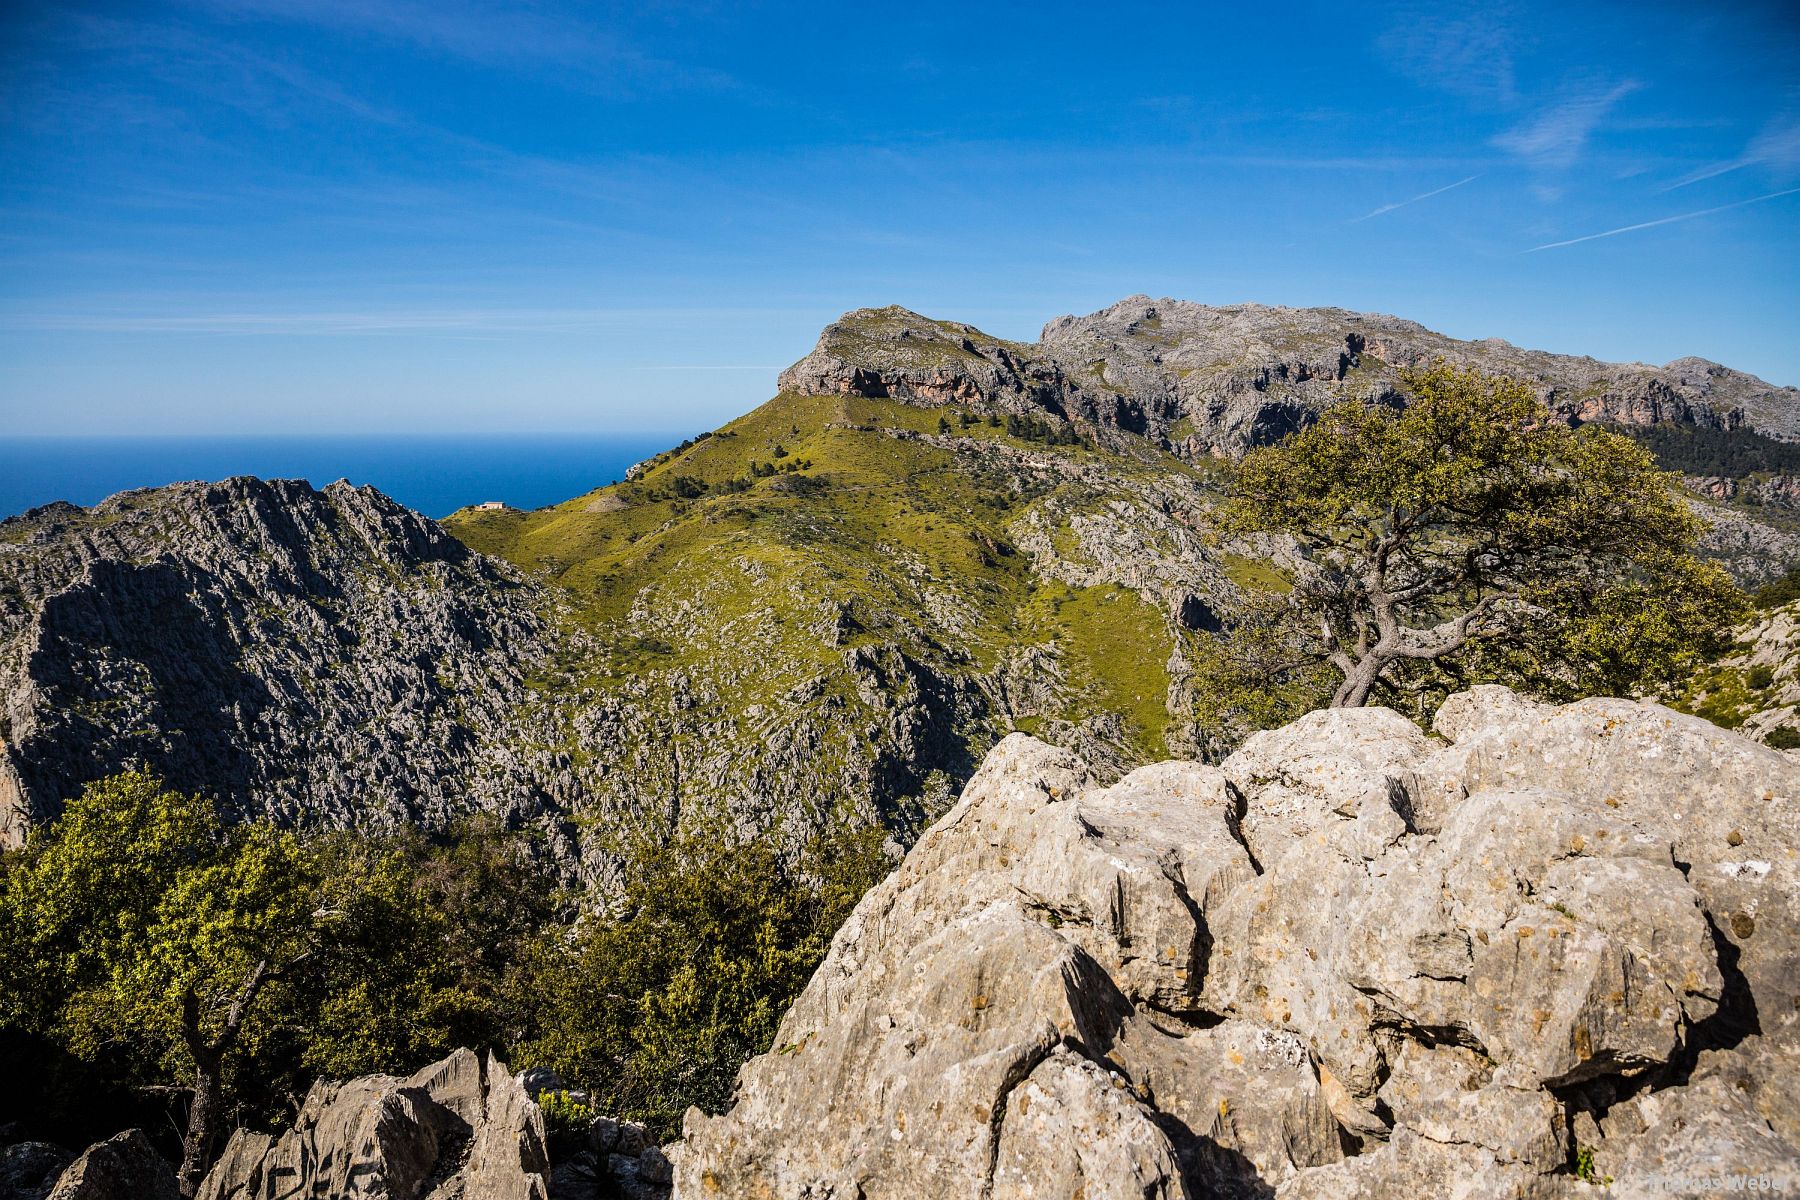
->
[447, 390, 1234, 842]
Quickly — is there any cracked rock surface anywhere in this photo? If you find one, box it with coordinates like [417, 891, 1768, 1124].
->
[0, 477, 579, 855]
[671, 686, 1799, 1198]
[196, 1048, 550, 1200]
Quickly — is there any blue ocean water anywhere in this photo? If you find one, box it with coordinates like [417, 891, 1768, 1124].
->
[0, 434, 684, 521]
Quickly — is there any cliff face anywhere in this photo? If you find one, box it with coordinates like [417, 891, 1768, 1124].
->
[673, 687, 1800, 1198]
[0, 478, 578, 851]
[781, 297, 1800, 455]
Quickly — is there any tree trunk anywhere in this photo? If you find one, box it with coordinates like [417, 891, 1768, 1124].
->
[177, 1050, 221, 1199]
[1331, 655, 1385, 707]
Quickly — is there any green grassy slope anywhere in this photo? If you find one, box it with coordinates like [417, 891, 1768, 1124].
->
[447, 391, 1240, 846]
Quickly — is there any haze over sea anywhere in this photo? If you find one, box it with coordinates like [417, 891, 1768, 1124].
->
[0, 434, 681, 521]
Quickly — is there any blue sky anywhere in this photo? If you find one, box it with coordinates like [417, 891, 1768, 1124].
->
[1, 1, 1797, 436]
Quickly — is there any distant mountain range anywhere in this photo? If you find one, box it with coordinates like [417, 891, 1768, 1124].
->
[4, 298, 1797, 868]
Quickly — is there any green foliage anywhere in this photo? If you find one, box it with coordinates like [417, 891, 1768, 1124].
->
[1753, 567, 1800, 608]
[0, 773, 320, 1097]
[1, 773, 897, 1160]
[1765, 725, 1800, 750]
[0, 777, 559, 1148]
[276, 817, 557, 1088]
[1209, 364, 1747, 715]
[519, 809, 891, 1140]
[1573, 1143, 1609, 1185]
[536, 1089, 596, 1141]
[1620, 421, 1800, 477]
[1004, 411, 1085, 446]
[1187, 589, 1341, 743]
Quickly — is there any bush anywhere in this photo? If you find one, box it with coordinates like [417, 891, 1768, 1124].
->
[1753, 567, 1800, 609]
[518, 810, 891, 1140]
[537, 1089, 596, 1141]
[0, 783, 560, 1169]
[1, 776, 897, 1164]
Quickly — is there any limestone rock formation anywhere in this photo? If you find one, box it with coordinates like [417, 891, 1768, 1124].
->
[45, 1130, 176, 1200]
[1685, 473, 1800, 510]
[196, 1048, 550, 1200]
[673, 688, 1800, 1198]
[0, 478, 576, 853]
[782, 297, 1800, 455]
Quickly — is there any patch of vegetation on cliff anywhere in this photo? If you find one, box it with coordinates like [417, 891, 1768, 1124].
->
[1618, 421, 1800, 477]
[1024, 583, 1174, 757]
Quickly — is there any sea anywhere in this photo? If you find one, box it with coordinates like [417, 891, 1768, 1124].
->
[0, 434, 684, 521]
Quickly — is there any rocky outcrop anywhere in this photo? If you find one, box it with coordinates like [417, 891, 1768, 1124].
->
[0, 478, 583, 858]
[197, 1048, 550, 1200]
[782, 297, 1800, 454]
[46, 1130, 176, 1200]
[673, 688, 1799, 1198]
[0, 1140, 74, 1200]
[1672, 600, 1800, 747]
[1685, 473, 1800, 510]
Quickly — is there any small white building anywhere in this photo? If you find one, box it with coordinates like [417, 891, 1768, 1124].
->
[473, 500, 507, 511]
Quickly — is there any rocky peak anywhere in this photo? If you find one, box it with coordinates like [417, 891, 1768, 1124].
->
[778, 296, 1800, 456]
[0, 476, 575, 852]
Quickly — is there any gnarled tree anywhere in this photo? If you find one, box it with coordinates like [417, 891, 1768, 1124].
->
[1211, 363, 1744, 715]
[0, 773, 357, 1196]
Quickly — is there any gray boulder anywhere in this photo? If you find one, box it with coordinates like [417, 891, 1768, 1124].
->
[0, 1141, 74, 1200]
[197, 1048, 549, 1200]
[672, 689, 1800, 1198]
[46, 1130, 176, 1200]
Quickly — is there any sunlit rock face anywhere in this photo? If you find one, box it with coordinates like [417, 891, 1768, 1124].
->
[673, 687, 1800, 1199]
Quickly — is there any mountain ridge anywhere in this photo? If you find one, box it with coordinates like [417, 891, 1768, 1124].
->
[782, 295, 1800, 455]
[4, 295, 1798, 868]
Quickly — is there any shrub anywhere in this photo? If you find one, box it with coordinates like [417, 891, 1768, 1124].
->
[537, 1090, 596, 1141]
[518, 810, 891, 1140]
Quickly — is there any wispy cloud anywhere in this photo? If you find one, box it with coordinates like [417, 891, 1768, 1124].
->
[1377, 6, 1518, 105]
[1352, 174, 1481, 222]
[1664, 112, 1800, 189]
[182, 0, 738, 94]
[1493, 80, 1640, 171]
[1524, 186, 1800, 252]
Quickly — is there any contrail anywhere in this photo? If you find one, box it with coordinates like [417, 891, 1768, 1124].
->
[1526, 186, 1800, 252]
[1352, 174, 1481, 222]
